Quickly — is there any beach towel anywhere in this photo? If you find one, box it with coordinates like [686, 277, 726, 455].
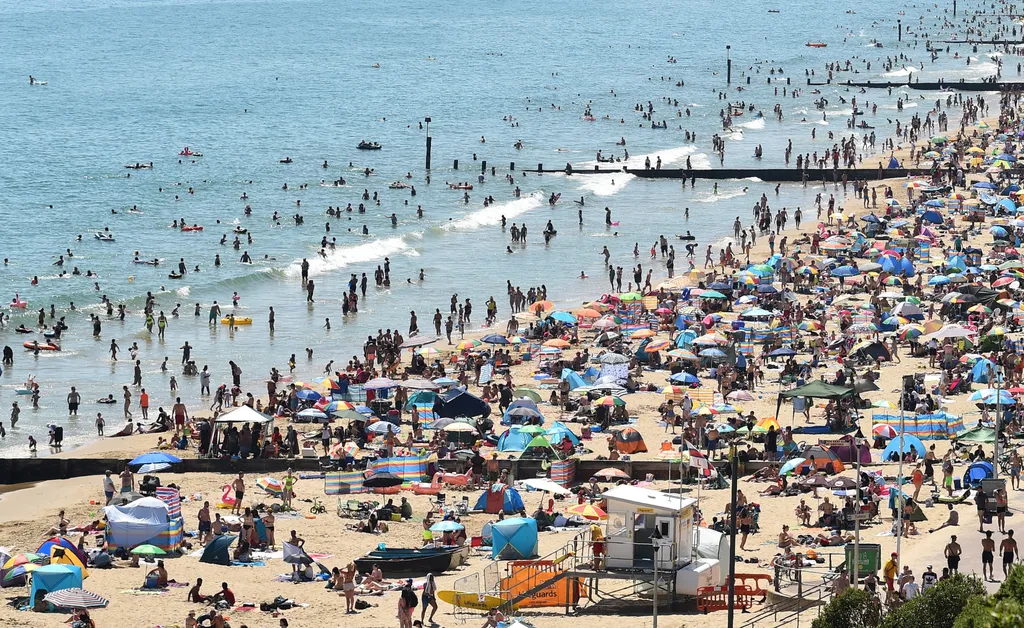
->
[231, 560, 266, 567]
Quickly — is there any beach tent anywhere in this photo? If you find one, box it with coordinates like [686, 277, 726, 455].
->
[560, 368, 586, 391]
[520, 435, 559, 459]
[850, 340, 892, 362]
[435, 388, 491, 419]
[38, 538, 88, 569]
[956, 425, 997, 444]
[200, 535, 236, 566]
[474, 484, 525, 515]
[963, 461, 995, 486]
[794, 445, 845, 475]
[208, 406, 274, 458]
[42, 545, 90, 579]
[491, 517, 539, 560]
[775, 381, 855, 421]
[824, 434, 872, 464]
[972, 358, 997, 384]
[102, 496, 182, 552]
[882, 434, 927, 461]
[497, 428, 533, 452]
[30, 564, 82, 602]
[545, 421, 580, 447]
[610, 426, 648, 454]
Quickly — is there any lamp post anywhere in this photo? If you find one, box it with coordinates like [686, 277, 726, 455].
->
[424, 116, 432, 171]
[726, 45, 732, 84]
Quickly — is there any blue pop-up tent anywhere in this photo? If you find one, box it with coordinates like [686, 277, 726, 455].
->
[30, 564, 82, 602]
[200, 535, 236, 566]
[882, 434, 926, 461]
[560, 368, 586, 391]
[491, 517, 539, 560]
[964, 461, 995, 486]
[474, 484, 525, 514]
[497, 428, 532, 452]
[545, 421, 580, 447]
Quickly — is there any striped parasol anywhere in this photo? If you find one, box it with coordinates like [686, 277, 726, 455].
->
[256, 477, 284, 497]
[566, 503, 608, 521]
[44, 587, 108, 608]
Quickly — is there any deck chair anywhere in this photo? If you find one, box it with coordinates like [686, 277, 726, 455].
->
[454, 496, 471, 517]
[429, 492, 447, 515]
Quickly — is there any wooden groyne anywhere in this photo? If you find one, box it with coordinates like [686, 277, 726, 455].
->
[527, 166, 938, 182]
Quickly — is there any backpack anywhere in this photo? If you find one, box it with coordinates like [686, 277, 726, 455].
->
[402, 588, 418, 608]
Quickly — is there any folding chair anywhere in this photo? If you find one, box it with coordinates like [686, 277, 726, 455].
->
[429, 492, 447, 515]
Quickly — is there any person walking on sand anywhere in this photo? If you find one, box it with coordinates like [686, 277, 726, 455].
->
[945, 535, 961, 574]
[198, 501, 212, 545]
[342, 562, 357, 613]
[120, 465, 134, 494]
[231, 473, 245, 515]
[982, 531, 996, 581]
[1001, 530, 1019, 578]
[421, 573, 438, 624]
[172, 397, 188, 437]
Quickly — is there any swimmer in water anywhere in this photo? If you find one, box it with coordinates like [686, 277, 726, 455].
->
[579, 271, 588, 279]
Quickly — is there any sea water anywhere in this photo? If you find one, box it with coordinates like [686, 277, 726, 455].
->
[0, 0, 1014, 454]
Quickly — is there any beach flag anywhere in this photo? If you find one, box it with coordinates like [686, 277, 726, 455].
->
[155, 487, 182, 520]
[551, 459, 576, 488]
[688, 449, 712, 477]
[324, 471, 366, 495]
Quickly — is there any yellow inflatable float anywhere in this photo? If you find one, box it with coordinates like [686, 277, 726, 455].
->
[220, 317, 253, 325]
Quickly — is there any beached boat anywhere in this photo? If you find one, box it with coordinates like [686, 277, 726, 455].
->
[355, 547, 457, 577]
[366, 545, 467, 570]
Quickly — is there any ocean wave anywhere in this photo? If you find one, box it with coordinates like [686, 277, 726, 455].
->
[440, 193, 543, 231]
[284, 236, 411, 279]
[694, 189, 748, 203]
[576, 173, 636, 197]
[578, 144, 700, 169]
[738, 117, 765, 130]
[881, 67, 916, 78]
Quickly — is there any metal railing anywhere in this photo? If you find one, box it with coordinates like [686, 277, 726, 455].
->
[740, 578, 834, 628]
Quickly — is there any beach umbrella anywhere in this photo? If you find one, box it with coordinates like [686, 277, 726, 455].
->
[432, 376, 459, 386]
[334, 409, 369, 422]
[967, 304, 993, 315]
[993, 277, 1018, 289]
[514, 387, 542, 402]
[443, 423, 478, 434]
[256, 477, 284, 496]
[882, 316, 908, 326]
[295, 389, 322, 402]
[872, 425, 898, 439]
[594, 395, 626, 407]
[645, 340, 672, 353]
[296, 408, 328, 421]
[130, 544, 166, 557]
[592, 468, 630, 481]
[827, 476, 858, 490]
[779, 458, 806, 476]
[430, 521, 465, 533]
[831, 266, 860, 277]
[727, 390, 755, 402]
[667, 349, 699, 361]
[543, 338, 571, 348]
[363, 377, 399, 390]
[367, 421, 401, 434]
[619, 292, 643, 302]
[592, 318, 619, 330]
[2, 554, 43, 570]
[454, 340, 482, 351]
[630, 329, 657, 339]
[528, 300, 554, 314]
[138, 463, 171, 474]
[363, 472, 403, 488]
[576, 308, 602, 319]
[129, 452, 182, 467]
[415, 346, 441, 357]
[548, 311, 578, 325]
[900, 326, 925, 341]
[872, 400, 895, 409]
[669, 372, 700, 385]
[44, 588, 108, 609]
[797, 321, 822, 332]
[698, 348, 727, 359]
[566, 503, 607, 521]
[974, 181, 997, 190]
[322, 400, 355, 414]
[481, 334, 509, 345]
[927, 275, 951, 286]
[698, 290, 727, 300]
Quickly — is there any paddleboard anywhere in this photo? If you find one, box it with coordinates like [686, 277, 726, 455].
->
[437, 590, 512, 611]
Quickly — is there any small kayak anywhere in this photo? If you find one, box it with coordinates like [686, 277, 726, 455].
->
[181, 225, 204, 232]
[95, 233, 115, 242]
[221, 317, 253, 325]
[806, 42, 827, 48]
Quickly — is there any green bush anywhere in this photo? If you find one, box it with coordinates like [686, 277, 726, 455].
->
[811, 589, 880, 628]
[881, 574, 987, 628]
[993, 564, 1024, 605]
[954, 596, 1024, 628]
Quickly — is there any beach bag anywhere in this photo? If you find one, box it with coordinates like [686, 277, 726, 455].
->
[355, 599, 372, 610]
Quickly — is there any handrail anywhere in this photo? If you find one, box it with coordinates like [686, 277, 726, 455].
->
[739, 578, 834, 628]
